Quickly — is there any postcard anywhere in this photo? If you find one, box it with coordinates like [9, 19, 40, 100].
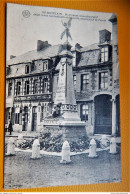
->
[4, 3, 121, 189]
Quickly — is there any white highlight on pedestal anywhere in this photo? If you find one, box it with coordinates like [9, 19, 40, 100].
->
[88, 138, 98, 158]
[101, 135, 108, 147]
[109, 137, 117, 154]
[17, 134, 24, 147]
[6, 137, 15, 156]
[31, 139, 41, 159]
[60, 141, 71, 163]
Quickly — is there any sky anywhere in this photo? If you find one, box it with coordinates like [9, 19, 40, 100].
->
[6, 3, 113, 60]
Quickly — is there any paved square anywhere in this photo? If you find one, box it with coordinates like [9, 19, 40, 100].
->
[4, 150, 121, 189]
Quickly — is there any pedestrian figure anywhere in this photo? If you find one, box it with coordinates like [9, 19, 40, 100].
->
[8, 121, 13, 135]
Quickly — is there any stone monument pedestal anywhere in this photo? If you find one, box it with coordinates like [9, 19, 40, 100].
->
[59, 121, 86, 142]
[44, 41, 86, 143]
[43, 119, 86, 142]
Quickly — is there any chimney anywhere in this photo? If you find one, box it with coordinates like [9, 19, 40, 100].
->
[99, 29, 111, 44]
[75, 43, 82, 50]
[10, 55, 16, 59]
[37, 40, 51, 51]
[109, 14, 117, 45]
[109, 14, 117, 23]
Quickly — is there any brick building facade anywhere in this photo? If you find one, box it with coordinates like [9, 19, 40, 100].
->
[5, 14, 120, 136]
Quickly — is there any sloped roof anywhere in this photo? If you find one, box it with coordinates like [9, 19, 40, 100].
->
[80, 43, 99, 52]
[7, 42, 102, 69]
[76, 43, 100, 66]
[78, 49, 100, 66]
[7, 66, 19, 78]
[7, 44, 63, 66]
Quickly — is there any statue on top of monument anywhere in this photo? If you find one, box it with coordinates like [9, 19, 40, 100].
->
[60, 17, 72, 41]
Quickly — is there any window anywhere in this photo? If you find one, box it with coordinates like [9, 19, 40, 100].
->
[31, 63, 35, 72]
[43, 61, 48, 71]
[7, 66, 11, 75]
[99, 72, 108, 89]
[16, 82, 21, 95]
[25, 65, 29, 74]
[40, 106, 44, 122]
[73, 75, 76, 90]
[11, 107, 15, 125]
[33, 80, 38, 94]
[5, 108, 10, 124]
[19, 108, 22, 125]
[43, 78, 48, 93]
[80, 104, 88, 121]
[15, 113, 20, 124]
[24, 107, 28, 124]
[8, 82, 12, 96]
[25, 81, 29, 94]
[24, 113, 28, 123]
[101, 47, 108, 62]
[81, 74, 89, 91]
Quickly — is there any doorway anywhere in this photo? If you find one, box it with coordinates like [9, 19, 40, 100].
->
[23, 106, 28, 131]
[32, 106, 37, 131]
[116, 95, 120, 136]
[94, 95, 112, 134]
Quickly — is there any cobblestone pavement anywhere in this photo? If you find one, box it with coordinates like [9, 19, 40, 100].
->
[4, 150, 121, 190]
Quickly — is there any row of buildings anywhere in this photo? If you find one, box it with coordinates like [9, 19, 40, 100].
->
[5, 14, 120, 136]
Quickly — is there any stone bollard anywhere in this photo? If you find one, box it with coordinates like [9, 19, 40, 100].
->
[88, 138, 98, 158]
[6, 137, 15, 156]
[17, 134, 24, 147]
[109, 137, 117, 154]
[101, 135, 108, 147]
[31, 139, 41, 159]
[60, 141, 71, 164]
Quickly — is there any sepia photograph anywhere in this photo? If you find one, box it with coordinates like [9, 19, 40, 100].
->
[4, 3, 121, 189]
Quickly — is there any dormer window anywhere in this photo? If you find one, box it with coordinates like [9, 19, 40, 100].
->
[31, 63, 35, 72]
[6, 66, 11, 75]
[43, 60, 48, 71]
[25, 65, 30, 74]
[101, 46, 108, 62]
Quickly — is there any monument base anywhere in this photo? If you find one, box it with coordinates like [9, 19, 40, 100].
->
[43, 118, 86, 142]
[59, 121, 86, 142]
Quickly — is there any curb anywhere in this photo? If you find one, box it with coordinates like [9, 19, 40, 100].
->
[14, 147, 110, 157]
